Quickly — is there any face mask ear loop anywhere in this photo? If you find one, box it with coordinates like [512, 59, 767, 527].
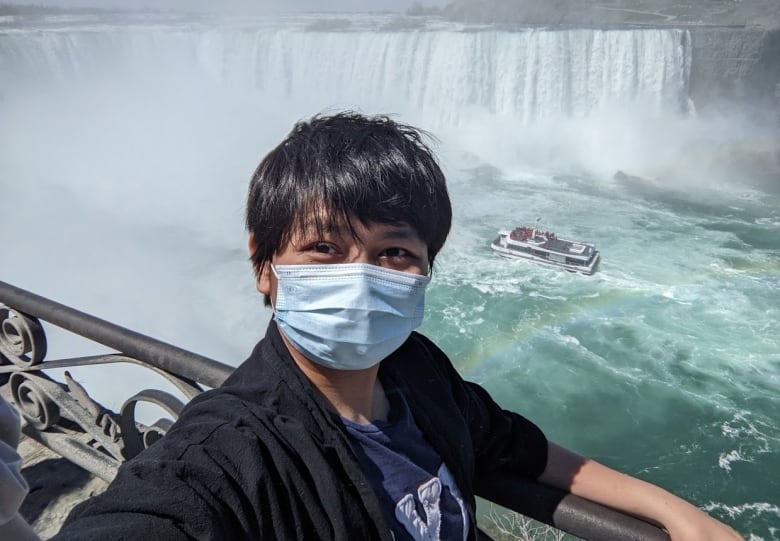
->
[270, 264, 280, 317]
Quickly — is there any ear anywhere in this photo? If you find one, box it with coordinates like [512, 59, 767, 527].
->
[248, 234, 273, 295]
[257, 262, 273, 296]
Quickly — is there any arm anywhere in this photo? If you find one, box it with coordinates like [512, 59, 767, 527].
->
[52, 431, 255, 540]
[539, 441, 743, 541]
[51, 395, 269, 541]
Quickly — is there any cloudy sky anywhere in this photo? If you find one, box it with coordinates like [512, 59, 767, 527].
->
[1, 0, 447, 12]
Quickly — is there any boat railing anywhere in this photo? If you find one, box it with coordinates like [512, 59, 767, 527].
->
[0, 280, 668, 540]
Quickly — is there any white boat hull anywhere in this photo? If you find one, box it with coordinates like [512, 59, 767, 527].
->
[490, 241, 600, 275]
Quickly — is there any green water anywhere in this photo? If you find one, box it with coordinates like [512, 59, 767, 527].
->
[420, 170, 780, 539]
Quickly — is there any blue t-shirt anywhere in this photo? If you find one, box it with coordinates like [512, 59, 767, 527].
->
[341, 387, 469, 541]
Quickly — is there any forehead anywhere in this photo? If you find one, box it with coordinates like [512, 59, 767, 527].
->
[288, 207, 422, 243]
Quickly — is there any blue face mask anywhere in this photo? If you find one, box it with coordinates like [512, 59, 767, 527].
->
[272, 263, 430, 371]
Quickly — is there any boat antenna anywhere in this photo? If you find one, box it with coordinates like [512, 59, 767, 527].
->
[533, 216, 541, 237]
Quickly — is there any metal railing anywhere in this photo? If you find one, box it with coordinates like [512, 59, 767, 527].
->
[0, 280, 669, 540]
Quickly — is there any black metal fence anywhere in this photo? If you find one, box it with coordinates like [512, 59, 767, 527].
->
[0, 280, 669, 540]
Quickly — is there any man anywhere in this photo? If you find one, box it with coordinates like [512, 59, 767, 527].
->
[53, 112, 741, 540]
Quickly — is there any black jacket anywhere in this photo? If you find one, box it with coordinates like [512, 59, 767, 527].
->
[52, 322, 548, 540]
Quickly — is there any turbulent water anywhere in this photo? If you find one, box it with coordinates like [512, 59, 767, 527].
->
[1, 13, 778, 539]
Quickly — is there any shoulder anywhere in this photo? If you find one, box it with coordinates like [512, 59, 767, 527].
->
[159, 389, 279, 457]
[382, 332, 473, 418]
[396, 331, 453, 368]
[387, 332, 464, 388]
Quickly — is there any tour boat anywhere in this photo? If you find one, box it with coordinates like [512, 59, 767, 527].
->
[490, 225, 600, 275]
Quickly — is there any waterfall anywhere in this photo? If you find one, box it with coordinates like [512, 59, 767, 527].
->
[0, 19, 692, 125]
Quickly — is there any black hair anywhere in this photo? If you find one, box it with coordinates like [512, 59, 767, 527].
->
[246, 111, 452, 301]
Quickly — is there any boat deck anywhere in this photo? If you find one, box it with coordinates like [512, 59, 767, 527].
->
[543, 237, 593, 257]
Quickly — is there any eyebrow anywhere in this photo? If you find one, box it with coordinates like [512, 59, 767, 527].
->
[374, 226, 421, 241]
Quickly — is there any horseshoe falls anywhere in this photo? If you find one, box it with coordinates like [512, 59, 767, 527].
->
[1, 14, 778, 539]
[1, 18, 692, 124]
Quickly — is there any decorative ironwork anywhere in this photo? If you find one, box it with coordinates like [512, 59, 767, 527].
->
[0, 280, 669, 540]
[0, 281, 233, 481]
[119, 388, 186, 459]
[0, 306, 47, 368]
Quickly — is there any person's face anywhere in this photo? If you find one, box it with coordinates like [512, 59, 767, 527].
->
[252, 213, 429, 307]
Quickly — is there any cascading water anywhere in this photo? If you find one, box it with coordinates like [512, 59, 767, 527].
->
[1, 13, 777, 540]
[0, 19, 692, 124]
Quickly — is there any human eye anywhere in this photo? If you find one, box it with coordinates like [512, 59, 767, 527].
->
[379, 246, 427, 273]
[382, 247, 410, 258]
[299, 234, 345, 259]
[312, 242, 336, 255]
